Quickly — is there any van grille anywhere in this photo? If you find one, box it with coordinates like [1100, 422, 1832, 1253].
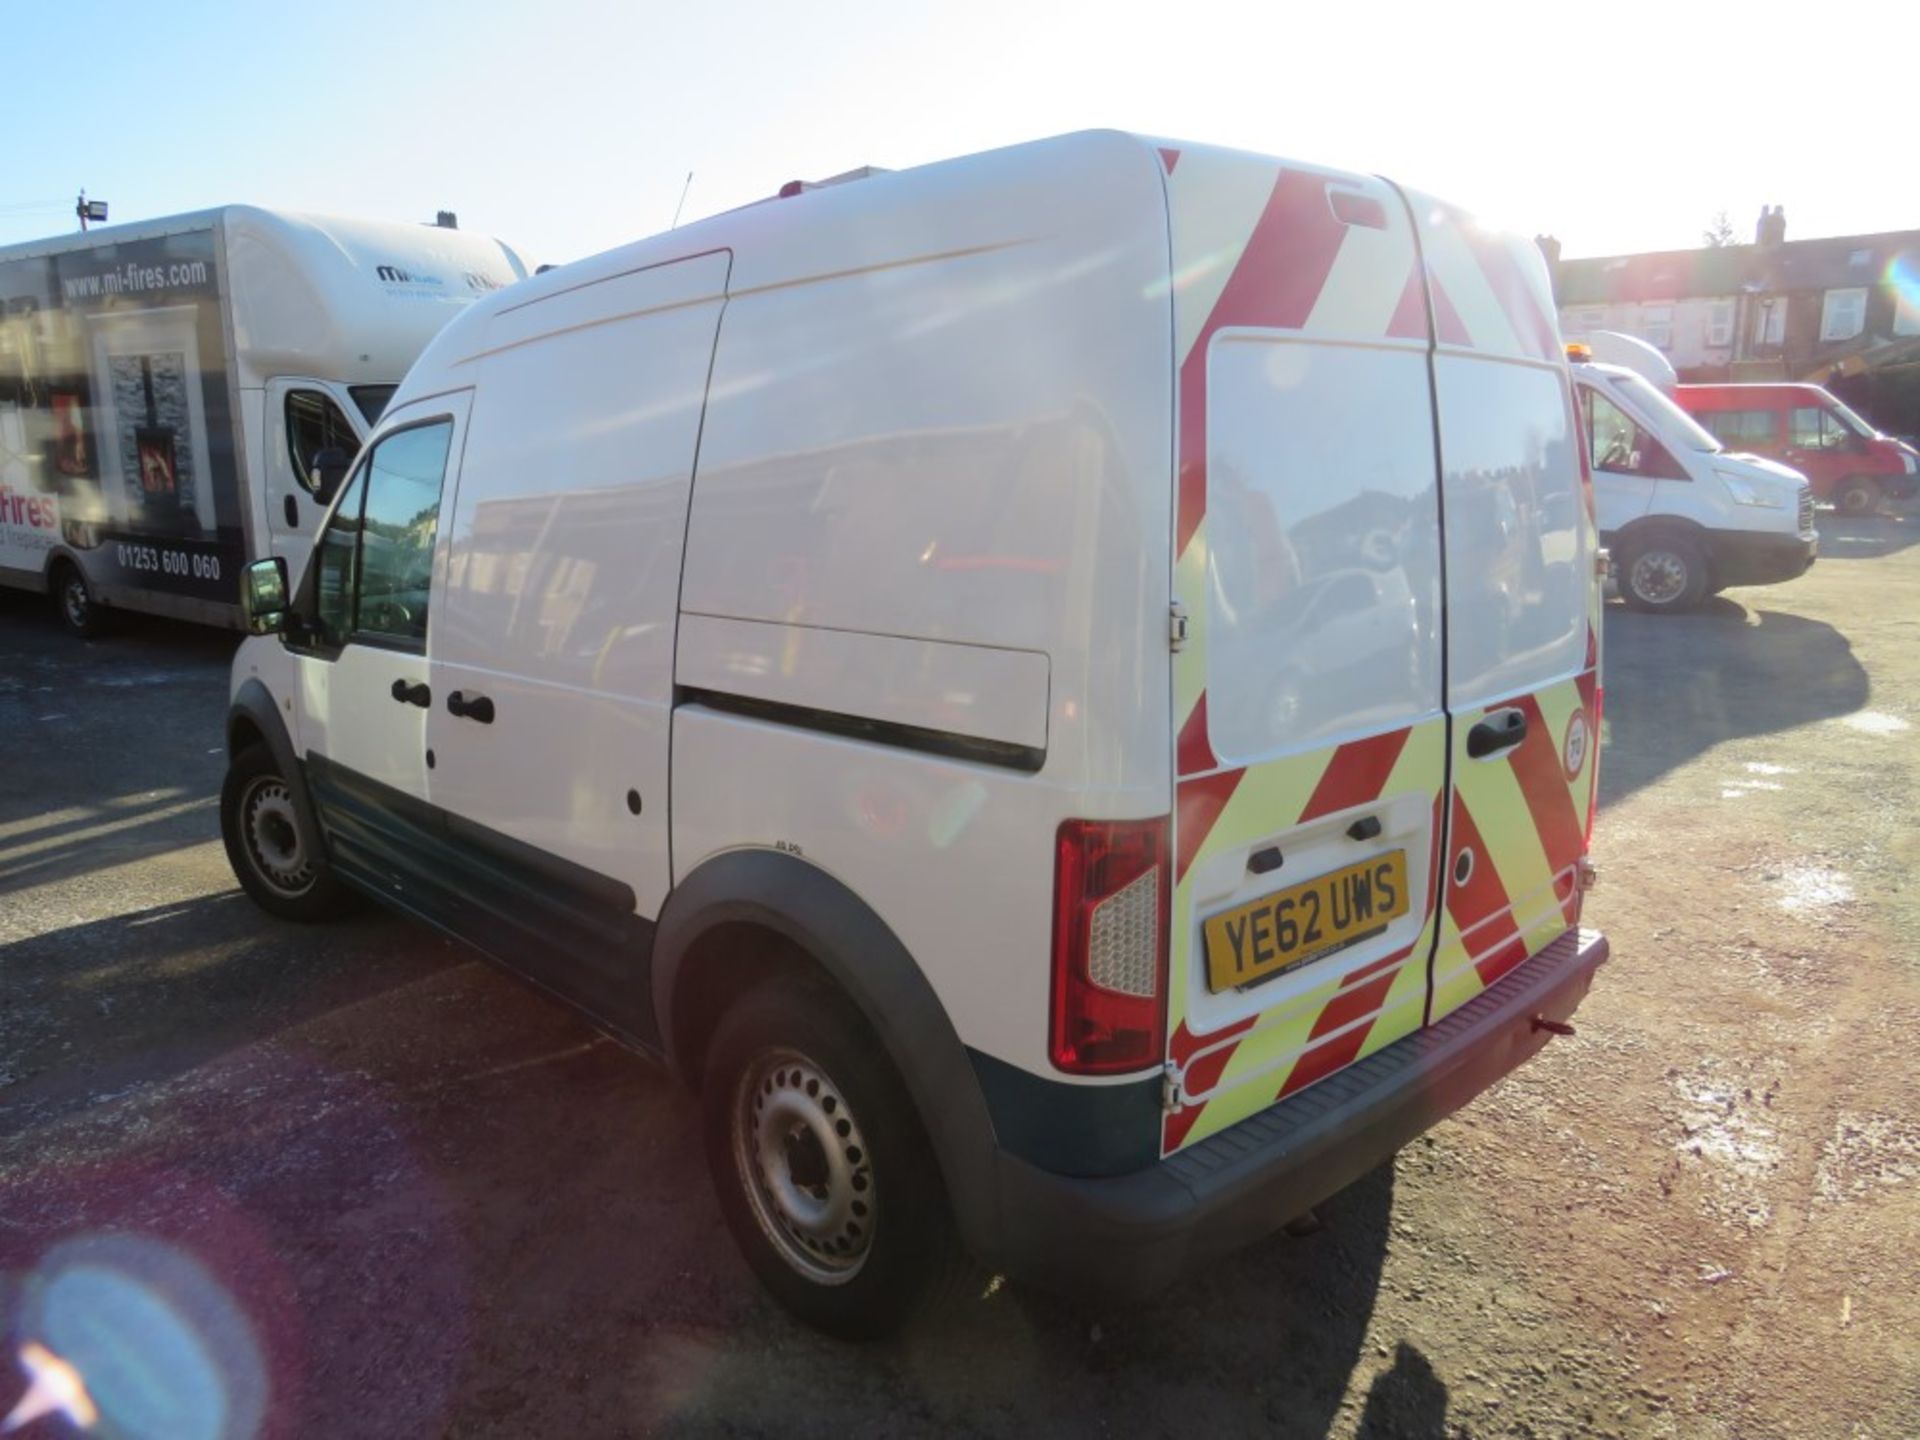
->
[1798, 485, 1815, 533]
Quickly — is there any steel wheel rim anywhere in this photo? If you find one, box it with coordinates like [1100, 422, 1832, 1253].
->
[62, 575, 89, 628]
[241, 775, 315, 896]
[1838, 485, 1874, 514]
[732, 1048, 874, 1285]
[1629, 550, 1688, 605]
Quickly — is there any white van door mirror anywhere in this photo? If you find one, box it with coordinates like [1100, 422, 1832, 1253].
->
[241, 556, 290, 634]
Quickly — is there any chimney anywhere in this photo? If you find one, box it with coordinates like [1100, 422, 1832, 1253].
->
[1755, 206, 1786, 247]
[435, 210, 458, 230]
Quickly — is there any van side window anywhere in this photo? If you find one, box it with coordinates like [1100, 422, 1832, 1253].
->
[1586, 389, 1686, 480]
[306, 420, 453, 651]
[353, 421, 453, 646]
[1789, 407, 1850, 450]
[285, 390, 360, 495]
[1700, 409, 1776, 446]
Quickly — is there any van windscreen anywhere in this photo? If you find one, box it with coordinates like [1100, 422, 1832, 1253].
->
[1611, 374, 1721, 453]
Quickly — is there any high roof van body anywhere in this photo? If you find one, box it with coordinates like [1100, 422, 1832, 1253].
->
[221, 132, 1608, 1333]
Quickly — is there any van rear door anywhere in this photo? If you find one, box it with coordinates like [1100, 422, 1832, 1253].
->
[1159, 147, 1450, 1154]
[1402, 193, 1600, 1028]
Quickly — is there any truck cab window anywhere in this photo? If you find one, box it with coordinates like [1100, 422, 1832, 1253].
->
[1586, 389, 1685, 480]
[1790, 406, 1856, 451]
[286, 390, 360, 494]
[305, 420, 452, 651]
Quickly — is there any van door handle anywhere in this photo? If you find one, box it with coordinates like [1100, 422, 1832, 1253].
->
[390, 679, 430, 708]
[1467, 707, 1527, 759]
[283, 494, 299, 528]
[447, 690, 495, 724]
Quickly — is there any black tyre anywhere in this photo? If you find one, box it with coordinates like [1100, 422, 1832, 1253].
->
[701, 974, 969, 1339]
[220, 744, 354, 922]
[1619, 534, 1709, 613]
[1833, 475, 1881, 516]
[51, 561, 109, 638]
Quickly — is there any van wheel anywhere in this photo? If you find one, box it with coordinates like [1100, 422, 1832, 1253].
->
[51, 562, 109, 638]
[1619, 535, 1708, 613]
[1833, 476, 1881, 515]
[220, 744, 354, 922]
[702, 975, 969, 1338]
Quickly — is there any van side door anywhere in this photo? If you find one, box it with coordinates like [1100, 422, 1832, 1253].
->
[423, 251, 730, 1035]
[287, 394, 468, 891]
[1578, 379, 1660, 537]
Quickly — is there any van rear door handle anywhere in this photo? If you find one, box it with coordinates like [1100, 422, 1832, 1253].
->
[1466, 707, 1527, 759]
[390, 679, 430, 708]
[447, 690, 495, 724]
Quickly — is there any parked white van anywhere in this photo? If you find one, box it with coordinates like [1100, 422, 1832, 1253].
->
[221, 132, 1609, 1335]
[1563, 334, 1816, 612]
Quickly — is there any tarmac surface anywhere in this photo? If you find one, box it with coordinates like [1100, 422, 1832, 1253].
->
[3, 506, 1917, 1438]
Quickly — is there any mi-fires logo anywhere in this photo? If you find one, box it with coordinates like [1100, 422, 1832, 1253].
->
[374, 264, 502, 293]
[375, 264, 445, 287]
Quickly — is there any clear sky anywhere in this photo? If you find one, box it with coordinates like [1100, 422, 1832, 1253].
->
[3, 0, 1911, 264]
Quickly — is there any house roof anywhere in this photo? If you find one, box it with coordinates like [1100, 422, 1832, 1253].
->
[1558, 228, 1920, 306]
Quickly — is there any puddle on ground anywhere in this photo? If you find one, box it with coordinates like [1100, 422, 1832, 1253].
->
[1671, 1068, 1781, 1230]
[1773, 863, 1854, 914]
[1814, 1112, 1920, 1205]
[1839, 711, 1910, 736]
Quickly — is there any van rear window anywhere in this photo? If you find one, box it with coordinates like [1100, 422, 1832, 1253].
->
[1202, 338, 1444, 764]
[1700, 409, 1776, 445]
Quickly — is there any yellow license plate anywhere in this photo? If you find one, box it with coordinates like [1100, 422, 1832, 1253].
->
[1204, 851, 1409, 992]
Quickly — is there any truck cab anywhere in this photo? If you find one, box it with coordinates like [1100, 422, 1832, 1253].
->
[1674, 381, 1920, 516]
[1567, 345, 1816, 611]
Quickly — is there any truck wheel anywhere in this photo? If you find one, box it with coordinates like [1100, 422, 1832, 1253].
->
[220, 744, 354, 922]
[1619, 535, 1708, 613]
[701, 974, 969, 1338]
[1833, 476, 1881, 516]
[51, 561, 109, 638]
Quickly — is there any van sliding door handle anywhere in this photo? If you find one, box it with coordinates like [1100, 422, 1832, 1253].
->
[446, 690, 495, 724]
[1466, 707, 1527, 759]
[390, 679, 430, 708]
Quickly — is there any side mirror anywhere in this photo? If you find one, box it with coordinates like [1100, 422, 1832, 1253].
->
[308, 447, 351, 504]
[241, 556, 290, 635]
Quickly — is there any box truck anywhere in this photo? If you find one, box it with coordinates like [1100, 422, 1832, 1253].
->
[0, 207, 533, 635]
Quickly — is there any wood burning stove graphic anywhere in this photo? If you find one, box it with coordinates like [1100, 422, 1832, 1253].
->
[108, 351, 199, 531]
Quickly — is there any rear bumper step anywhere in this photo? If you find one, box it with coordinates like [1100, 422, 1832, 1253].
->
[983, 926, 1609, 1302]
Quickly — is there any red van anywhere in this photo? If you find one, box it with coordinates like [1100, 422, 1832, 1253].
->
[1674, 383, 1919, 515]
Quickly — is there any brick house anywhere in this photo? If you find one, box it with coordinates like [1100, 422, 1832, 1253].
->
[1552, 210, 1920, 435]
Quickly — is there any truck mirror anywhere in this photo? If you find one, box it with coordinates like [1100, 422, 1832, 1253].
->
[241, 556, 290, 635]
[309, 447, 351, 504]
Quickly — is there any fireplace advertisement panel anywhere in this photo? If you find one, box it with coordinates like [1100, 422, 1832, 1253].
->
[0, 226, 244, 606]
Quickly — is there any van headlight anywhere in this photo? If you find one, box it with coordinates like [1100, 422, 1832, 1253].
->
[1716, 469, 1786, 508]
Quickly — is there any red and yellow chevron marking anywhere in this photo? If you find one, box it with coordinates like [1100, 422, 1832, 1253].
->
[1157, 145, 1595, 1156]
[1429, 669, 1598, 1025]
[1163, 721, 1446, 1153]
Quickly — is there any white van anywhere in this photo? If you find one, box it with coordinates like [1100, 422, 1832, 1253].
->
[220, 132, 1609, 1335]
[1564, 335, 1815, 612]
[0, 207, 533, 635]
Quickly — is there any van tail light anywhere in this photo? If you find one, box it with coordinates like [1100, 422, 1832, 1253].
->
[1049, 817, 1172, 1075]
[1584, 685, 1605, 851]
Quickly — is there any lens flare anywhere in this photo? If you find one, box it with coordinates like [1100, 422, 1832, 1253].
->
[1887, 250, 1920, 316]
[3, 1342, 99, 1433]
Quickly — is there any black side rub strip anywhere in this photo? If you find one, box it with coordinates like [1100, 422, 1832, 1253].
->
[680, 687, 1046, 774]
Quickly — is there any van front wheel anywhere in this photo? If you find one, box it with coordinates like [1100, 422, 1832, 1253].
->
[1620, 535, 1708, 613]
[220, 744, 354, 922]
[701, 975, 968, 1338]
[51, 561, 109, 638]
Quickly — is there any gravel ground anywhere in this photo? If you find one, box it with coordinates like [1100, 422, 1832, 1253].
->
[2, 506, 1916, 1439]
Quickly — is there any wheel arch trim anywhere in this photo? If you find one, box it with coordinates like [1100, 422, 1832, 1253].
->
[227, 678, 325, 861]
[651, 847, 1003, 1253]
